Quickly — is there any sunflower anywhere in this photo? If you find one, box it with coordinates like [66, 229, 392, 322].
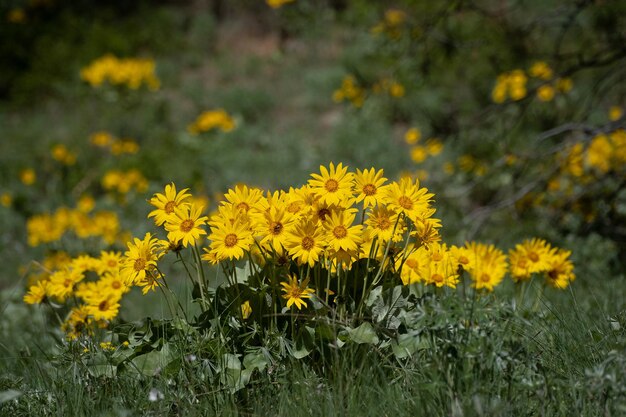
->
[165, 203, 209, 247]
[86, 292, 121, 321]
[284, 220, 327, 267]
[308, 162, 355, 206]
[323, 209, 362, 253]
[120, 233, 160, 285]
[208, 219, 255, 261]
[148, 183, 191, 226]
[354, 167, 387, 208]
[381, 177, 434, 224]
[280, 275, 315, 310]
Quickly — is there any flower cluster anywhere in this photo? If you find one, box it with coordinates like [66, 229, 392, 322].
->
[332, 75, 366, 108]
[187, 109, 236, 135]
[371, 9, 409, 40]
[90, 131, 140, 155]
[101, 169, 149, 195]
[27, 205, 121, 247]
[80, 54, 160, 90]
[24, 164, 576, 342]
[266, 0, 295, 9]
[492, 62, 572, 103]
[372, 78, 406, 98]
[50, 144, 77, 166]
[403, 127, 443, 164]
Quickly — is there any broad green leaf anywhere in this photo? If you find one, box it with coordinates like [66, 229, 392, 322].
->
[349, 322, 379, 345]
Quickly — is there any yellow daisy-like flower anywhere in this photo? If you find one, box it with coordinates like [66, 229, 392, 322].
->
[414, 243, 459, 288]
[47, 268, 85, 302]
[96, 251, 122, 276]
[507, 238, 554, 282]
[308, 162, 355, 207]
[62, 305, 92, 340]
[208, 219, 255, 261]
[354, 168, 387, 208]
[148, 183, 192, 226]
[396, 245, 426, 285]
[544, 249, 575, 289]
[465, 243, 508, 292]
[223, 184, 264, 214]
[24, 280, 48, 305]
[280, 275, 315, 310]
[86, 292, 121, 321]
[323, 209, 362, 253]
[284, 220, 327, 267]
[120, 233, 160, 285]
[252, 205, 296, 254]
[382, 177, 434, 224]
[165, 203, 208, 247]
[241, 301, 252, 319]
[364, 205, 404, 242]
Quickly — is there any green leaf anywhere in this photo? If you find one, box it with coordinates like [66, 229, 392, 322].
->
[391, 333, 420, 359]
[0, 390, 22, 404]
[349, 322, 379, 345]
[130, 343, 177, 377]
[243, 351, 268, 372]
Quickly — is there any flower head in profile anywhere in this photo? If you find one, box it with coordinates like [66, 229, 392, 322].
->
[544, 249, 575, 289]
[308, 162, 355, 207]
[148, 183, 192, 226]
[120, 233, 160, 285]
[281, 275, 315, 310]
[165, 203, 208, 247]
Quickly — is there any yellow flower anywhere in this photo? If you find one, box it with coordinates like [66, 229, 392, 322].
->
[252, 205, 295, 254]
[586, 134, 612, 173]
[48, 268, 85, 302]
[241, 301, 252, 319]
[464, 242, 507, 292]
[285, 219, 327, 267]
[308, 162, 355, 207]
[609, 106, 623, 121]
[120, 233, 160, 285]
[208, 219, 255, 261]
[537, 85, 555, 102]
[404, 128, 421, 145]
[24, 280, 48, 305]
[354, 168, 387, 208]
[381, 177, 434, 224]
[396, 248, 424, 285]
[426, 138, 443, 156]
[61, 305, 92, 340]
[20, 168, 36, 185]
[266, 0, 295, 9]
[529, 61, 553, 80]
[223, 184, 264, 214]
[410, 146, 428, 163]
[0, 193, 12, 208]
[86, 292, 121, 321]
[165, 203, 208, 247]
[90, 131, 114, 147]
[323, 209, 362, 253]
[556, 77, 573, 93]
[508, 238, 554, 282]
[96, 251, 122, 276]
[365, 205, 403, 243]
[188, 109, 235, 134]
[544, 249, 575, 289]
[280, 275, 314, 310]
[148, 183, 192, 226]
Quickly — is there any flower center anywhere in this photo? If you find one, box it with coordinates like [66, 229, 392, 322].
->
[236, 202, 250, 212]
[164, 201, 176, 214]
[363, 183, 377, 196]
[325, 179, 339, 192]
[398, 196, 413, 210]
[302, 236, 315, 250]
[318, 208, 331, 221]
[270, 222, 283, 235]
[225, 233, 238, 247]
[405, 259, 418, 269]
[458, 256, 469, 265]
[287, 202, 302, 213]
[432, 252, 443, 262]
[377, 218, 391, 230]
[63, 278, 73, 288]
[480, 273, 491, 282]
[517, 259, 527, 268]
[107, 260, 118, 267]
[112, 281, 122, 289]
[133, 258, 146, 272]
[98, 300, 109, 311]
[181, 219, 195, 232]
[528, 252, 539, 262]
[333, 225, 348, 239]
[432, 273, 444, 283]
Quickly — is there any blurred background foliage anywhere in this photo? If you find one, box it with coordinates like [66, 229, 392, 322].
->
[0, 0, 624, 301]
